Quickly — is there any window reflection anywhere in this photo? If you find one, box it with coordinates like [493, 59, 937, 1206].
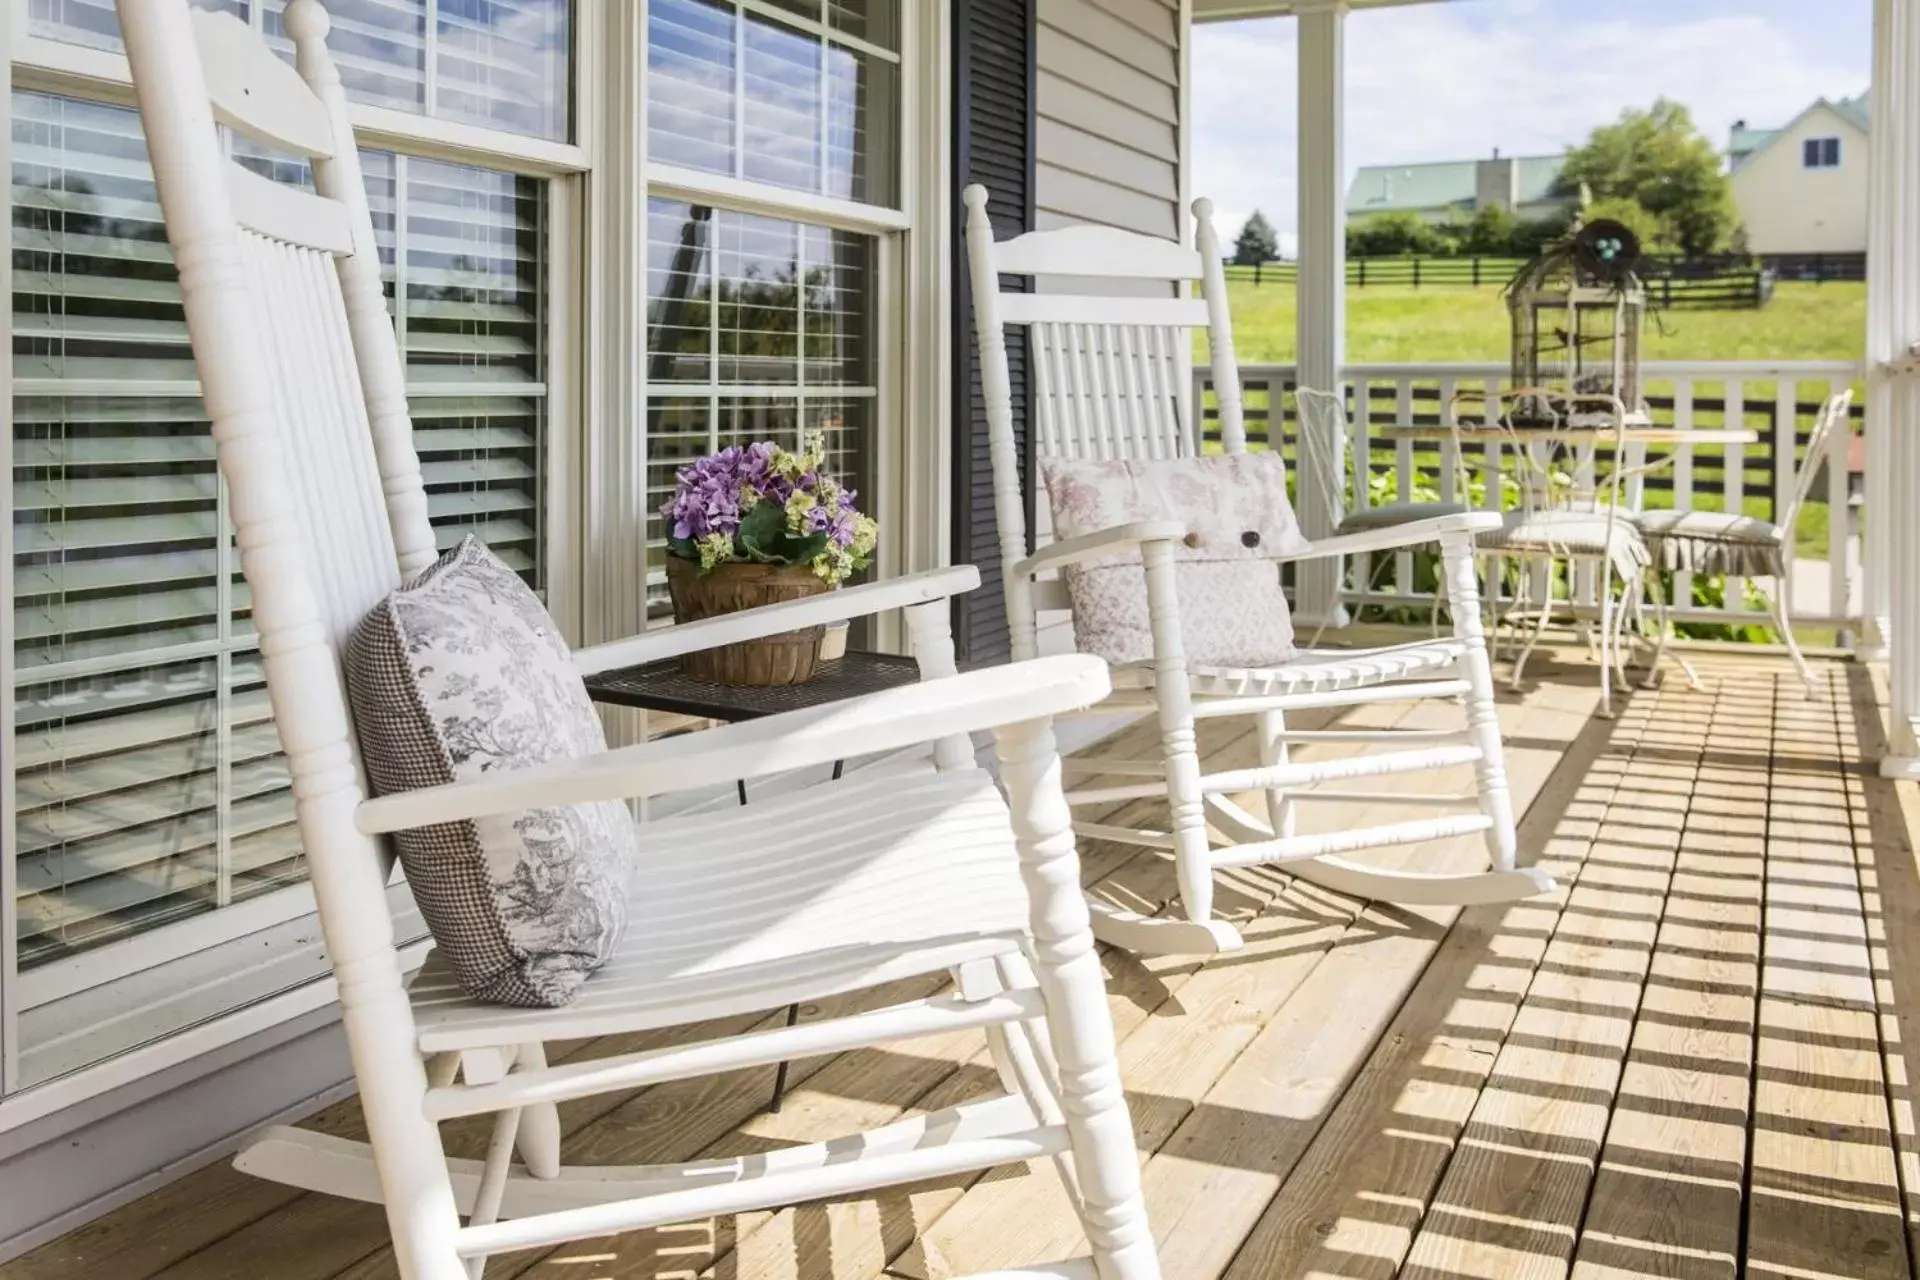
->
[643, 198, 875, 612]
[34, 0, 572, 142]
[647, 0, 899, 207]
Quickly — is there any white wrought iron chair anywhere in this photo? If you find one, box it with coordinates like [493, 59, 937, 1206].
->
[121, 6, 1160, 1278]
[1635, 389, 1854, 696]
[1294, 384, 1468, 634]
[1468, 389, 1652, 718]
[964, 186, 1552, 960]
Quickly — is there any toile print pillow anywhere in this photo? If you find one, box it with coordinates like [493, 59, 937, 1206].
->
[1042, 452, 1309, 668]
[346, 536, 633, 1007]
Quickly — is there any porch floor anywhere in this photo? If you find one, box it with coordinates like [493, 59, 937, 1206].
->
[10, 647, 1920, 1280]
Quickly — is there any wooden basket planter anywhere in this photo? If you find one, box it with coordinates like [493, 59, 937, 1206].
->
[665, 557, 831, 686]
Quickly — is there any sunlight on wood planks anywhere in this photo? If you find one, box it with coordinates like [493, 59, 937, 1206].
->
[5, 647, 1917, 1280]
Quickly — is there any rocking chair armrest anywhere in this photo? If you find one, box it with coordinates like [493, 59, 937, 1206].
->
[356, 655, 1112, 835]
[570, 566, 981, 677]
[1013, 521, 1189, 578]
[1272, 511, 1503, 562]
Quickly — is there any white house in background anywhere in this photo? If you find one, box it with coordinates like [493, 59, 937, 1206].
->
[1345, 151, 1575, 226]
[1728, 94, 1871, 254]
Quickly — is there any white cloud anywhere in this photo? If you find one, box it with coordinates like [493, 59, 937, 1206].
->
[1194, 3, 1868, 248]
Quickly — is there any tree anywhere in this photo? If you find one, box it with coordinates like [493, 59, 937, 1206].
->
[1347, 211, 1439, 258]
[1461, 204, 1515, 256]
[1559, 98, 1738, 257]
[1233, 209, 1281, 265]
[1577, 195, 1661, 253]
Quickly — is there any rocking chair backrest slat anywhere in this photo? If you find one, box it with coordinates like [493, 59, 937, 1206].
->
[964, 186, 1241, 657]
[1783, 390, 1855, 535]
[225, 157, 357, 253]
[189, 5, 338, 156]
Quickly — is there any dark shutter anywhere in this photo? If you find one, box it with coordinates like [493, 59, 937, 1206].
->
[950, 0, 1035, 666]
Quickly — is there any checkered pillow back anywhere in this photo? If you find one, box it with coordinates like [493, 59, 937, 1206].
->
[346, 537, 634, 1007]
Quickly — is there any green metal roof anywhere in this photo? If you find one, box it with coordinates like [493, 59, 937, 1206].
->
[1833, 92, 1871, 133]
[1345, 154, 1570, 218]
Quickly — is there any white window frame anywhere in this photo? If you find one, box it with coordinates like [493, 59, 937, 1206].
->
[603, 0, 948, 661]
[1804, 135, 1842, 169]
[0, 0, 591, 1120]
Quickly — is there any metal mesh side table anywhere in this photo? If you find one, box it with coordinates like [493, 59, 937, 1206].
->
[581, 650, 927, 1111]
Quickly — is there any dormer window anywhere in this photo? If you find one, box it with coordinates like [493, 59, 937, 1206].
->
[1804, 136, 1843, 168]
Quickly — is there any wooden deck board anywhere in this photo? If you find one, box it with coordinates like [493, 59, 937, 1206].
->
[1744, 672, 1909, 1280]
[7, 650, 1918, 1280]
[1395, 677, 1706, 1280]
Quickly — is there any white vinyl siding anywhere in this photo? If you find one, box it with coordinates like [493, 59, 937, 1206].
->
[1034, 0, 1180, 238]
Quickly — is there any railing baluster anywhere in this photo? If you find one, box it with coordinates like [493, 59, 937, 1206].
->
[1774, 379, 1798, 623]
[1392, 379, 1413, 600]
[1724, 377, 1748, 610]
[1829, 379, 1854, 627]
[1672, 378, 1696, 620]
[1437, 375, 1458, 506]
[1481, 375, 1503, 611]
[1349, 376, 1371, 601]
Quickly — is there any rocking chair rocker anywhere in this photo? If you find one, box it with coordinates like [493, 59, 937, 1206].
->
[119, 4, 1161, 1277]
[964, 186, 1553, 958]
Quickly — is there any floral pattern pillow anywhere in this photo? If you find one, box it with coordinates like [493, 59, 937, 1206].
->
[1042, 452, 1308, 667]
[347, 537, 633, 1007]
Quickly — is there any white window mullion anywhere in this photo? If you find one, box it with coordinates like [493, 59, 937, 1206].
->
[797, 212, 809, 424]
[731, 1, 746, 181]
[394, 152, 412, 360]
[814, 0, 829, 197]
[2, 14, 18, 1097]
[423, 0, 440, 120]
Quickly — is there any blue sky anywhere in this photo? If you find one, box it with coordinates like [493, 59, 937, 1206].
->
[1193, 0, 1873, 250]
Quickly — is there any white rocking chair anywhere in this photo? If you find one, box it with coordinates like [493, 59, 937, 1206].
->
[963, 187, 1553, 958]
[120, 5, 1160, 1278]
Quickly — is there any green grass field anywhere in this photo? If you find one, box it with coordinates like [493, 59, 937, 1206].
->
[1214, 279, 1867, 365]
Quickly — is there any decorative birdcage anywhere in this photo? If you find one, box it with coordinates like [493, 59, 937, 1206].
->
[1505, 219, 1646, 424]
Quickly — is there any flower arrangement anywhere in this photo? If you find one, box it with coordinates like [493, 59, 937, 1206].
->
[664, 433, 878, 586]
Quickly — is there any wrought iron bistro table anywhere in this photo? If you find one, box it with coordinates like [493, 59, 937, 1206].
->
[580, 649, 926, 1112]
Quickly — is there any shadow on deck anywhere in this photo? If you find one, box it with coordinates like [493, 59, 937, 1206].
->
[6, 646, 1917, 1280]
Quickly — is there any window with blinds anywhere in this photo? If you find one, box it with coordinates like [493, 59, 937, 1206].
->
[9, 89, 548, 1081]
[643, 197, 873, 614]
[30, 0, 572, 142]
[648, 0, 898, 207]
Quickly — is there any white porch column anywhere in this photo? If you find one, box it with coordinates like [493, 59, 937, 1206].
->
[1870, 0, 1920, 775]
[1293, 0, 1349, 627]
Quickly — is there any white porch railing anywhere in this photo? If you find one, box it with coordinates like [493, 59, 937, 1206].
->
[1195, 360, 1868, 636]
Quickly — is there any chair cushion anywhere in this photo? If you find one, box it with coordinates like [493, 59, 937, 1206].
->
[1477, 509, 1651, 580]
[1042, 452, 1308, 667]
[347, 537, 633, 1008]
[1336, 500, 1468, 534]
[1634, 508, 1787, 578]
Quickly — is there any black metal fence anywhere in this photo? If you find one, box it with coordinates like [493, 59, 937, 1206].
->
[1223, 252, 1840, 309]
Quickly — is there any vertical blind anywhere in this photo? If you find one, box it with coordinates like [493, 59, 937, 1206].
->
[643, 197, 874, 614]
[10, 91, 548, 988]
[30, 0, 572, 142]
